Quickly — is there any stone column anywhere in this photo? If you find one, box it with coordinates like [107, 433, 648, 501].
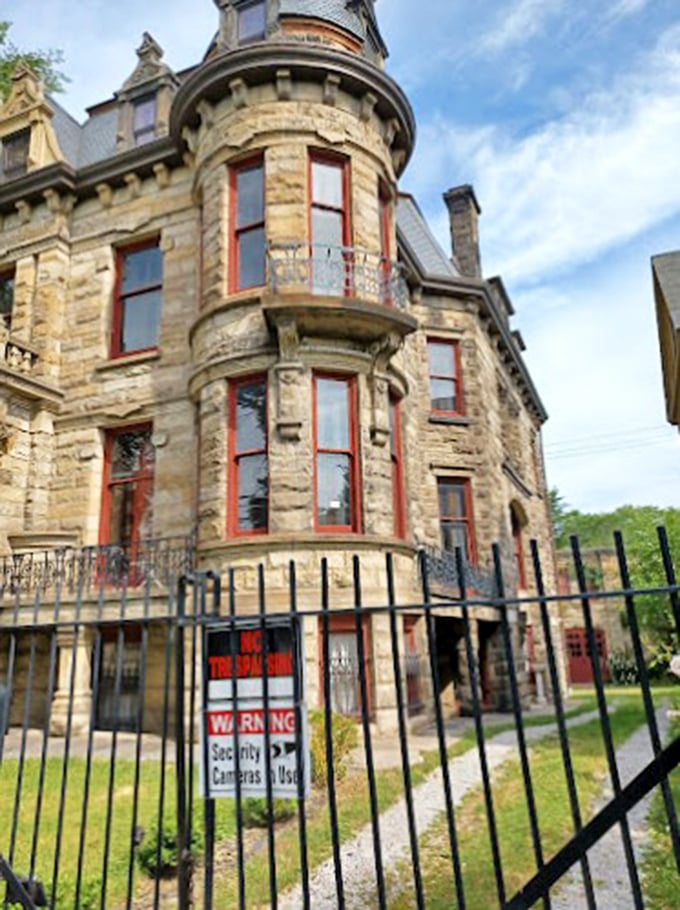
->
[50, 630, 92, 736]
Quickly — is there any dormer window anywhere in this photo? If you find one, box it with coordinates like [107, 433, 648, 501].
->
[238, 1, 267, 44]
[2, 130, 30, 180]
[133, 94, 157, 146]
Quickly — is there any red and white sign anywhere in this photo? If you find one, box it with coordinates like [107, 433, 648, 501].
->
[202, 620, 310, 800]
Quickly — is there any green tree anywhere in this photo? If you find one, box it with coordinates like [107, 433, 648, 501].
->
[553, 493, 680, 657]
[0, 21, 67, 101]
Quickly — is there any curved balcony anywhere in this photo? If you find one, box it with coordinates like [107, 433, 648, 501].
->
[263, 242, 417, 342]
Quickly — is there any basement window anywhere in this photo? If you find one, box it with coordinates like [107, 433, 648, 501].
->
[1, 130, 30, 180]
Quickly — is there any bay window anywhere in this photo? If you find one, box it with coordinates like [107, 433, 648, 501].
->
[230, 157, 266, 291]
[228, 376, 268, 535]
[314, 374, 359, 532]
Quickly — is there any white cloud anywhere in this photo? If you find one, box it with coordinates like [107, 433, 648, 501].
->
[480, 0, 566, 54]
[608, 0, 650, 22]
[406, 23, 680, 288]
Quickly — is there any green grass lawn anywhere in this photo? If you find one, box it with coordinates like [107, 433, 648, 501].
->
[0, 692, 666, 908]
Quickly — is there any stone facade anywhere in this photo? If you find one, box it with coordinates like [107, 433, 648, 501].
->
[0, 0, 563, 733]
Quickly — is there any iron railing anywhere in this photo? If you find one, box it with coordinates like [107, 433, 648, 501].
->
[267, 241, 410, 309]
[423, 545, 499, 597]
[0, 535, 195, 596]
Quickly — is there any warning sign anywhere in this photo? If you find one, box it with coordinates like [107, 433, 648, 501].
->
[202, 618, 310, 800]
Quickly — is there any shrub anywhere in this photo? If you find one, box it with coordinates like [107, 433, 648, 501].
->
[608, 650, 639, 686]
[242, 797, 296, 828]
[308, 709, 358, 788]
[137, 822, 204, 878]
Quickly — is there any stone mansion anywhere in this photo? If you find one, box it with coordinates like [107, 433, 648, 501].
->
[0, 0, 561, 732]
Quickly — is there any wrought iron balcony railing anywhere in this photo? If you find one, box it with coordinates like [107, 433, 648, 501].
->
[267, 242, 409, 310]
[422, 547, 499, 599]
[0, 536, 195, 597]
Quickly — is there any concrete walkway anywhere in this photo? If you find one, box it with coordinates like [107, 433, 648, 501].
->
[280, 708, 604, 909]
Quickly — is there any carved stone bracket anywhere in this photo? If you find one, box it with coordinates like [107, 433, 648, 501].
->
[273, 319, 304, 441]
[368, 332, 402, 446]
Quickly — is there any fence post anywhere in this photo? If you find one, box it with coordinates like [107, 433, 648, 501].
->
[176, 576, 192, 908]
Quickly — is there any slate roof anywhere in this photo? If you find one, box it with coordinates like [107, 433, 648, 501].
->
[48, 100, 118, 170]
[279, 0, 365, 41]
[396, 194, 459, 280]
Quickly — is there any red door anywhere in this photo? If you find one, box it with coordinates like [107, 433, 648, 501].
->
[566, 628, 609, 684]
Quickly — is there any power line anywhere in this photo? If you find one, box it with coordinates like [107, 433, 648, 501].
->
[547, 435, 677, 461]
[543, 424, 672, 451]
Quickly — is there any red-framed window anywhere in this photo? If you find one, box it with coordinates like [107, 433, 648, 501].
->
[438, 477, 476, 563]
[133, 94, 157, 146]
[238, 0, 267, 43]
[318, 613, 373, 718]
[100, 425, 155, 548]
[309, 152, 351, 294]
[2, 130, 30, 180]
[313, 374, 360, 532]
[228, 375, 268, 536]
[230, 157, 266, 292]
[403, 615, 424, 716]
[390, 397, 406, 539]
[427, 339, 464, 416]
[0, 269, 14, 331]
[511, 508, 527, 589]
[111, 240, 162, 358]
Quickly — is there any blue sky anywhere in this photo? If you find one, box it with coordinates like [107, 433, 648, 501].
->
[4, 0, 680, 513]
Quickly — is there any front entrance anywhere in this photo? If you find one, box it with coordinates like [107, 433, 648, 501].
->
[565, 627, 609, 684]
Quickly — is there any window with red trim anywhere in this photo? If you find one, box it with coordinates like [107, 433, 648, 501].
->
[438, 478, 476, 563]
[390, 397, 406, 539]
[230, 157, 266, 292]
[0, 269, 14, 331]
[100, 426, 154, 548]
[403, 616, 424, 716]
[318, 614, 372, 718]
[428, 339, 464, 416]
[314, 374, 360, 532]
[228, 376, 268, 535]
[309, 153, 351, 294]
[112, 240, 162, 357]
[133, 94, 157, 146]
[511, 508, 527, 589]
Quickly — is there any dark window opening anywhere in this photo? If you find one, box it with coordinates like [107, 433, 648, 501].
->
[133, 94, 157, 146]
[238, 1, 267, 44]
[112, 241, 163, 356]
[0, 271, 14, 331]
[231, 159, 266, 291]
[229, 376, 268, 534]
[2, 130, 30, 179]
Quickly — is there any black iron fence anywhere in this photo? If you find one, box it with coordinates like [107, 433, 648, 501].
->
[0, 531, 678, 908]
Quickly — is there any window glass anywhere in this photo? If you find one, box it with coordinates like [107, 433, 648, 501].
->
[316, 378, 349, 448]
[104, 427, 154, 548]
[238, 1, 266, 43]
[317, 453, 351, 527]
[115, 243, 163, 356]
[329, 632, 359, 715]
[428, 339, 462, 414]
[428, 342, 454, 377]
[133, 95, 156, 145]
[2, 130, 30, 178]
[430, 378, 457, 413]
[238, 226, 266, 289]
[0, 273, 14, 330]
[438, 478, 473, 561]
[231, 377, 268, 534]
[121, 290, 162, 353]
[312, 161, 344, 208]
[122, 246, 162, 294]
[236, 381, 267, 452]
[237, 453, 268, 530]
[236, 165, 264, 228]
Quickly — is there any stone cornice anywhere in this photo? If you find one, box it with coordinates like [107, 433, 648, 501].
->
[170, 42, 416, 174]
[0, 366, 63, 408]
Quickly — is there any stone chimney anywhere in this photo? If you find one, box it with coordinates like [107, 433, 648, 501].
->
[443, 184, 482, 279]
